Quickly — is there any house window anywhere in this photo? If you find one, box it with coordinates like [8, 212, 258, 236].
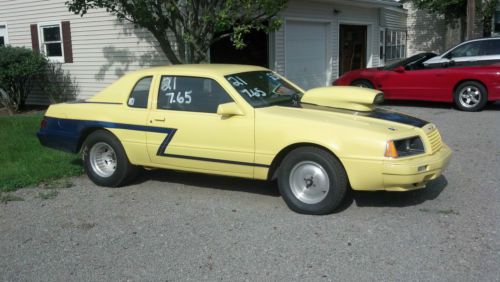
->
[494, 11, 500, 33]
[385, 30, 406, 61]
[0, 24, 8, 47]
[379, 29, 386, 65]
[30, 21, 73, 63]
[39, 23, 64, 62]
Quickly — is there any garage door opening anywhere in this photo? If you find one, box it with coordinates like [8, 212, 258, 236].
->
[210, 29, 268, 68]
[339, 25, 367, 76]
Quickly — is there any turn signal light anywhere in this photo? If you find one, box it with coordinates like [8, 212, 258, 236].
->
[385, 140, 398, 158]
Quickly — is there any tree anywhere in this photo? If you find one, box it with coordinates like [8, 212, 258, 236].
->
[409, 0, 498, 40]
[66, 0, 288, 64]
[482, 0, 499, 36]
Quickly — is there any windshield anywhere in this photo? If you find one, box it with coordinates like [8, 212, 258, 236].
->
[225, 71, 303, 108]
[383, 53, 437, 70]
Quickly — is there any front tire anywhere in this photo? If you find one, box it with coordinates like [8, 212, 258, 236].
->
[351, 79, 374, 89]
[454, 81, 487, 111]
[82, 130, 138, 187]
[277, 147, 348, 215]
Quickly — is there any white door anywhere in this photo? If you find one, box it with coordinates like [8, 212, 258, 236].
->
[0, 25, 7, 46]
[285, 21, 328, 90]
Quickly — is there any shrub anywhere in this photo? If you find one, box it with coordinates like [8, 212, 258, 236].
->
[38, 62, 79, 104]
[0, 46, 47, 113]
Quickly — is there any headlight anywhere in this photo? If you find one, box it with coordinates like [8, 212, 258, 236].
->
[385, 136, 425, 158]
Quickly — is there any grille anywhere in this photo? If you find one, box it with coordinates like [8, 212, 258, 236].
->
[426, 128, 443, 154]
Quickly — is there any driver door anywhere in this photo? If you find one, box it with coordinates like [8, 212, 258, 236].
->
[146, 75, 255, 178]
[378, 68, 447, 101]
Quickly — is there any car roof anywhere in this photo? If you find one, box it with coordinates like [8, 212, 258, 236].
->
[127, 64, 269, 77]
[459, 37, 500, 43]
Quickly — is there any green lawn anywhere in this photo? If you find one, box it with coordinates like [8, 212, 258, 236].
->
[0, 112, 82, 192]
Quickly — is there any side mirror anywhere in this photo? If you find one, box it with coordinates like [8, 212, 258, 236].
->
[393, 66, 405, 73]
[216, 102, 244, 117]
[442, 58, 455, 67]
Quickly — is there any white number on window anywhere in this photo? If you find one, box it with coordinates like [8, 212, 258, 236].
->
[227, 76, 248, 87]
[241, 88, 266, 98]
[164, 91, 192, 104]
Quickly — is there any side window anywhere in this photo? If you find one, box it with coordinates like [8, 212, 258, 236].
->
[128, 76, 152, 108]
[479, 40, 500, 56]
[449, 42, 482, 58]
[157, 76, 233, 113]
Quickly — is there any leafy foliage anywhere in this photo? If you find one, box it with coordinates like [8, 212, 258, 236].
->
[66, 0, 288, 64]
[410, 0, 498, 32]
[410, 0, 466, 24]
[0, 46, 47, 113]
[38, 63, 79, 104]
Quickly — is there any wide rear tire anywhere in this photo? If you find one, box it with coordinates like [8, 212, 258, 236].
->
[82, 130, 139, 187]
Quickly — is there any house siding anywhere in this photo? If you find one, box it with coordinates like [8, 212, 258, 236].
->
[0, 0, 169, 104]
[381, 8, 407, 30]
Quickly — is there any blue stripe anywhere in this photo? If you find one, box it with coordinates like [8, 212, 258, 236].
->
[38, 117, 269, 168]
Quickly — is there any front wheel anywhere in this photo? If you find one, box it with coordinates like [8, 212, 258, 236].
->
[277, 147, 348, 215]
[351, 79, 374, 89]
[454, 81, 487, 111]
[82, 130, 138, 187]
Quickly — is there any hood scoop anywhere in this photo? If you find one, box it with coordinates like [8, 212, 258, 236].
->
[301, 86, 384, 112]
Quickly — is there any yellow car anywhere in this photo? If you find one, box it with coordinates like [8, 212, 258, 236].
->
[37, 64, 452, 214]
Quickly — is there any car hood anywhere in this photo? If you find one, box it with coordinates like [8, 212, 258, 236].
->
[257, 103, 428, 135]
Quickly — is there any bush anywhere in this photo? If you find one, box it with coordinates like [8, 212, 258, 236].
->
[38, 62, 79, 104]
[0, 46, 47, 113]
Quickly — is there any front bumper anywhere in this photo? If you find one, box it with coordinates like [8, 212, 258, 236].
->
[382, 144, 452, 191]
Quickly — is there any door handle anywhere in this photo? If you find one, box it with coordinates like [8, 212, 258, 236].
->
[153, 117, 165, 122]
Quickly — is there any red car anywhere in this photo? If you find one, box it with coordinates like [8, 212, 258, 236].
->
[333, 53, 500, 111]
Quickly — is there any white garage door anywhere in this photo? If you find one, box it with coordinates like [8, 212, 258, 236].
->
[285, 21, 328, 90]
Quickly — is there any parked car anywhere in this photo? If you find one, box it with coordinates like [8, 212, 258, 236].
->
[38, 64, 451, 214]
[423, 37, 500, 68]
[333, 53, 500, 111]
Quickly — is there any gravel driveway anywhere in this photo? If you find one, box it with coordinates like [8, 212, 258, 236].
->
[1, 102, 499, 281]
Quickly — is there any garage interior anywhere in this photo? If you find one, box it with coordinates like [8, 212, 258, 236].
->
[339, 24, 367, 76]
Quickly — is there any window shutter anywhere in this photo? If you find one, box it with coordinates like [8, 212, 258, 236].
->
[30, 24, 39, 53]
[61, 21, 73, 63]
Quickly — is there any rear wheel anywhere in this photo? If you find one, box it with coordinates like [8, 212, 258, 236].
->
[82, 130, 139, 187]
[351, 79, 374, 89]
[277, 147, 348, 215]
[454, 81, 487, 111]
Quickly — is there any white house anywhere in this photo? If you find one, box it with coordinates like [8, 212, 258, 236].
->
[0, 0, 407, 103]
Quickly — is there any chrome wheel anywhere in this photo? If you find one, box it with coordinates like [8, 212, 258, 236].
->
[458, 86, 482, 109]
[89, 142, 117, 178]
[289, 161, 330, 205]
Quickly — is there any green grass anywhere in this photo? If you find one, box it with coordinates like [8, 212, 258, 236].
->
[0, 112, 82, 192]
